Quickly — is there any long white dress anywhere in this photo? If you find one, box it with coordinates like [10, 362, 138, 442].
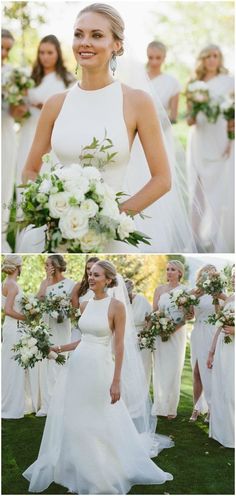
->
[149, 73, 181, 112]
[1, 63, 17, 253]
[209, 298, 234, 448]
[23, 296, 173, 494]
[131, 293, 153, 387]
[152, 286, 187, 416]
[37, 278, 75, 415]
[190, 294, 217, 411]
[71, 288, 94, 342]
[1, 288, 34, 418]
[187, 74, 235, 252]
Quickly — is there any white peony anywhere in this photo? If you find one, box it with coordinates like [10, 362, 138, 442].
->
[117, 212, 135, 240]
[59, 207, 89, 240]
[49, 192, 71, 218]
[80, 199, 99, 218]
[80, 230, 105, 252]
[39, 179, 52, 194]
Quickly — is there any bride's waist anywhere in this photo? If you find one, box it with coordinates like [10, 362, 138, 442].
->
[81, 333, 111, 347]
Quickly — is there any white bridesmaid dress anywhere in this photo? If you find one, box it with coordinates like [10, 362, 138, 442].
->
[149, 73, 181, 112]
[131, 293, 153, 387]
[1, 63, 17, 253]
[152, 286, 187, 416]
[190, 294, 217, 411]
[1, 288, 34, 418]
[37, 278, 75, 416]
[23, 296, 173, 494]
[187, 74, 235, 251]
[210, 297, 234, 448]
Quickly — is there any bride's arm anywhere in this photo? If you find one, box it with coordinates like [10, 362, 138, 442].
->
[120, 90, 171, 215]
[22, 92, 67, 183]
[110, 300, 125, 404]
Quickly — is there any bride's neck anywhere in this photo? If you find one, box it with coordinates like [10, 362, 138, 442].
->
[80, 68, 114, 90]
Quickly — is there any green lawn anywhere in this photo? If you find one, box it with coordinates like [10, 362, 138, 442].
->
[2, 345, 234, 495]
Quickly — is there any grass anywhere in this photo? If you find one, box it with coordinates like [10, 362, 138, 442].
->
[2, 345, 234, 495]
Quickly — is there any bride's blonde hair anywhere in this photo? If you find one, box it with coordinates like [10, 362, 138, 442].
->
[194, 44, 228, 81]
[77, 3, 125, 56]
[95, 260, 118, 288]
[2, 255, 22, 275]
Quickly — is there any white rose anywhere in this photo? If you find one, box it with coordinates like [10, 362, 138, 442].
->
[100, 199, 120, 220]
[82, 166, 101, 181]
[159, 318, 168, 325]
[117, 212, 135, 240]
[49, 192, 71, 218]
[21, 355, 30, 365]
[25, 303, 32, 310]
[59, 207, 89, 240]
[80, 230, 105, 252]
[39, 178, 52, 194]
[27, 337, 38, 348]
[30, 346, 38, 355]
[141, 337, 147, 345]
[80, 199, 99, 218]
[48, 351, 58, 360]
[51, 311, 59, 319]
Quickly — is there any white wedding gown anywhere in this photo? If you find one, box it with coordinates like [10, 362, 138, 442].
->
[131, 293, 153, 387]
[37, 278, 75, 416]
[1, 288, 34, 418]
[23, 296, 173, 494]
[187, 74, 235, 252]
[190, 294, 216, 411]
[209, 297, 235, 448]
[152, 286, 187, 416]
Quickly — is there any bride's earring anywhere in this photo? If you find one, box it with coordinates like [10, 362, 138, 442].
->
[110, 52, 117, 76]
[104, 284, 108, 294]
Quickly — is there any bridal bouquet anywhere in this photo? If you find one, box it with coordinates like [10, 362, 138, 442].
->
[2, 67, 34, 120]
[138, 310, 176, 351]
[18, 137, 150, 253]
[186, 81, 220, 123]
[207, 307, 235, 343]
[12, 321, 66, 369]
[42, 290, 73, 323]
[220, 94, 235, 140]
[170, 289, 199, 314]
[196, 270, 227, 305]
[21, 294, 42, 323]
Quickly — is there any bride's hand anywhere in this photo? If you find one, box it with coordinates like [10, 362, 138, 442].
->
[110, 380, 121, 404]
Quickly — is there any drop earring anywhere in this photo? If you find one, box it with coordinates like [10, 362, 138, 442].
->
[110, 52, 117, 76]
[104, 285, 108, 294]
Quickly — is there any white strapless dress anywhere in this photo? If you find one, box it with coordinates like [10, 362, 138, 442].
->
[23, 296, 173, 494]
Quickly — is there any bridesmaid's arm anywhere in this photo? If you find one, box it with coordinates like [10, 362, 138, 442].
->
[22, 92, 67, 183]
[71, 282, 82, 308]
[153, 286, 163, 311]
[207, 328, 222, 368]
[4, 283, 25, 321]
[110, 300, 125, 404]
[51, 340, 81, 353]
[120, 90, 171, 215]
[169, 93, 180, 123]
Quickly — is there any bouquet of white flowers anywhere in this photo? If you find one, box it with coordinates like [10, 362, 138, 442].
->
[170, 289, 199, 315]
[42, 289, 73, 323]
[12, 321, 66, 369]
[220, 94, 235, 140]
[186, 80, 220, 123]
[2, 67, 34, 120]
[196, 270, 227, 305]
[21, 294, 42, 323]
[138, 310, 176, 351]
[18, 135, 150, 253]
[207, 307, 235, 343]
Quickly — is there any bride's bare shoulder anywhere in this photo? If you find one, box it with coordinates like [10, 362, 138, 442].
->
[42, 89, 70, 118]
[121, 83, 154, 106]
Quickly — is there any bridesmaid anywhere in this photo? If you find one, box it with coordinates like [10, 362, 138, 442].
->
[2, 255, 34, 418]
[147, 40, 181, 123]
[125, 278, 152, 387]
[207, 267, 235, 448]
[71, 256, 99, 341]
[152, 260, 187, 419]
[186, 44, 234, 252]
[189, 264, 226, 422]
[36, 255, 75, 416]
[1, 29, 27, 252]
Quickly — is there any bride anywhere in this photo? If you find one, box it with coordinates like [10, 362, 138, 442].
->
[17, 2, 196, 253]
[23, 260, 173, 494]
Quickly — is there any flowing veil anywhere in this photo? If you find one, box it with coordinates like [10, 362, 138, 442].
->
[109, 274, 174, 457]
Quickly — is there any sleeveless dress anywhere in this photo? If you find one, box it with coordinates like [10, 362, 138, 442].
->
[131, 293, 153, 387]
[190, 294, 216, 410]
[71, 288, 94, 342]
[152, 286, 187, 416]
[187, 74, 234, 251]
[36, 278, 75, 416]
[209, 298, 234, 448]
[149, 73, 181, 111]
[1, 288, 34, 418]
[23, 296, 173, 494]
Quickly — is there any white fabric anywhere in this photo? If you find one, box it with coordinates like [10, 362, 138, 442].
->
[23, 296, 173, 494]
[131, 293, 153, 387]
[152, 286, 187, 416]
[71, 288, 94, 342]
[190, 294, 217, 410]
[37, 278, 75, 415]
[210, 297, 235, 448]
[149, 73, 181, 111]
[1, 288, 34, 418]
[1, 63, 17, 252]
[186, 74, 235, 252]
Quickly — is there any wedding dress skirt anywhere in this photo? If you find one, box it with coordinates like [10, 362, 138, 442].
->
[23, 297, 173, 494]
